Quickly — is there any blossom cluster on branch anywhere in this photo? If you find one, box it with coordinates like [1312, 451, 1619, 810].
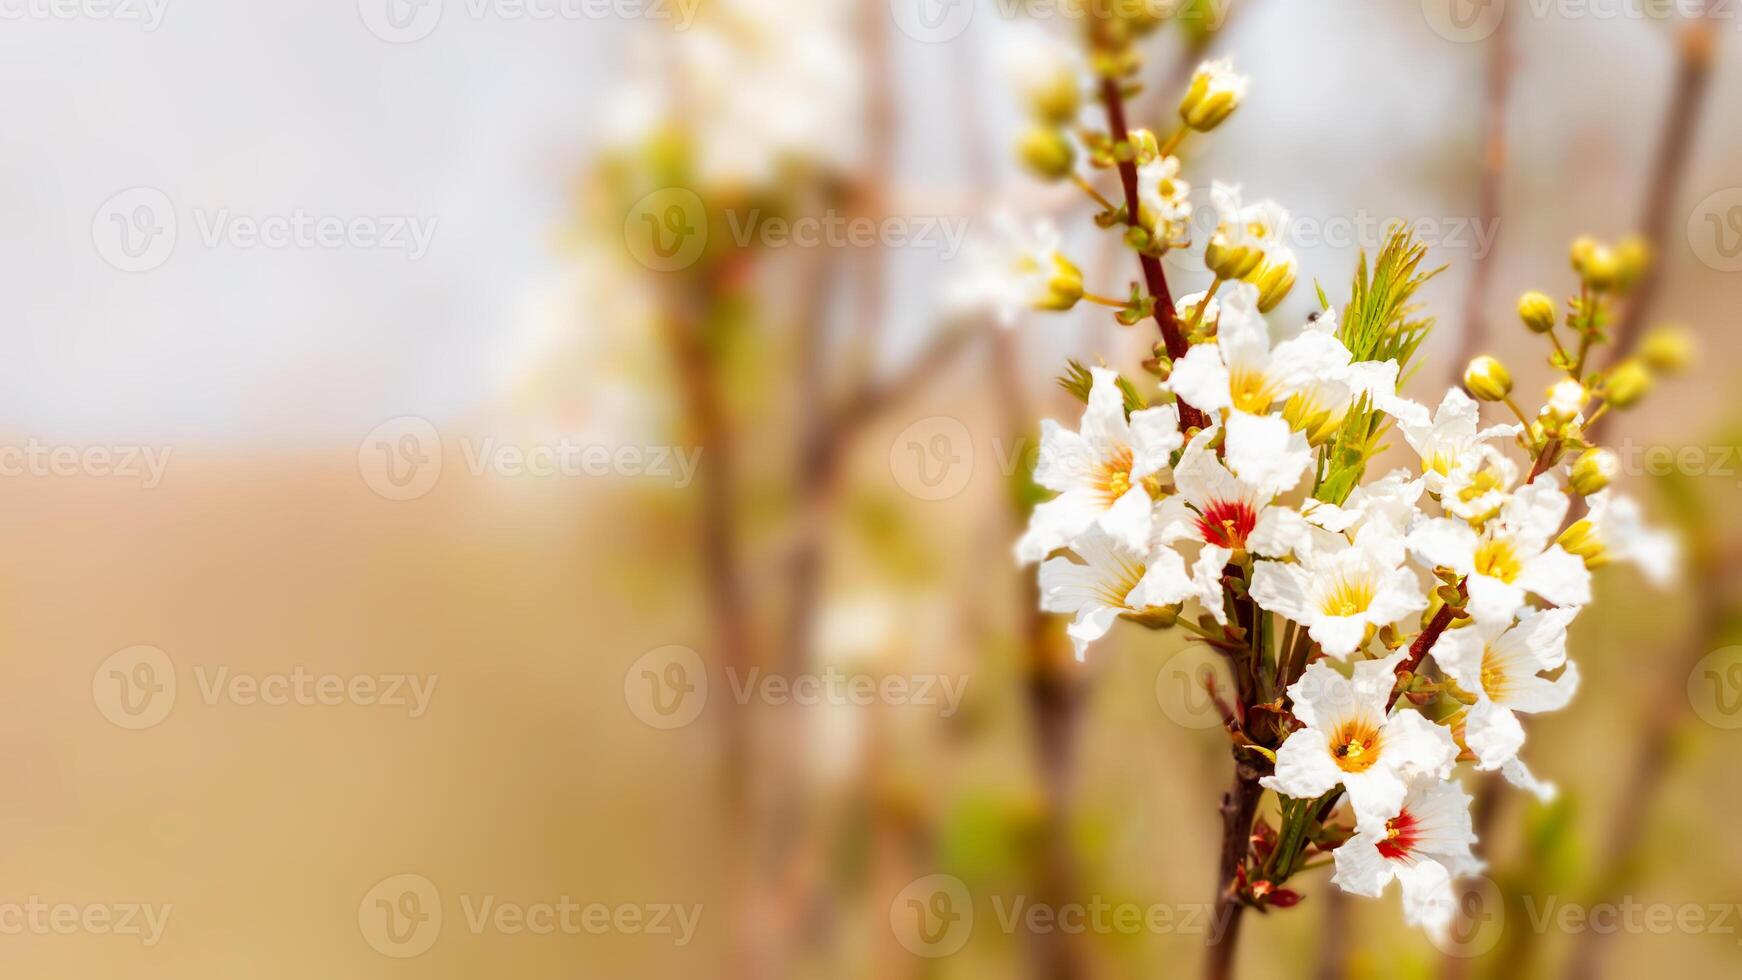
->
[969, 13, 1692, 945]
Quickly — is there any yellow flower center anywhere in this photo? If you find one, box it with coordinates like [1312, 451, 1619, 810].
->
[1479, 646, 1510, 701]
[1331, 718, 1383, 773]
[1319, 575, 1377, 618]
[1282, 389, 1346, 446]
[1473, 537, 1523, 583]
[1098, 447, 1136, 505]
[1229, 367, 1281, 415]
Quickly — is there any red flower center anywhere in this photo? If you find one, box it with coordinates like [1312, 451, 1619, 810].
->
[1196, 498, 1259, 549]
[1378, 809, 1419, 861]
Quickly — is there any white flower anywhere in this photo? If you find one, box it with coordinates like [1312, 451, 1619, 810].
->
[1407, 482, 1592, 624]
[1331, 775, 1482, 941]
[1039, 526, 1226, 660]
[951, 211, 1081, 328]
[1138, 154, 1192, 239]
[1559, 490, 1680, 588]
[1260, 652, 1458, 821]
[1166, 283, 1347, 495]
[1543, 378, 1587, 424]
[1209, 183, 1287, 254]
[1431, 608, 1580, 778]
[1438, 443, 1520, 525]
[1398, 388, 1522, 497]
[1251, 527, 1429, 659]
[1153, 428, 1309, 558]
[1302, 469, 1426, 541]
[1017, 368, 1184, 562]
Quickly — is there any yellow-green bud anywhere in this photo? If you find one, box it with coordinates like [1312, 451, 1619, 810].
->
[1463, 355, 1513, 402]
[1615, 235, 1650, 291]
[1036, 253, 1084, 312]
[1572, 237, 1620, 291]
[1018, 127, 1076, 181]
[1249, 252, 1297, 313]
[1603, 359, 1653, 409]
[1569, 448, 1619, 496]
[1639, 325, 1695, 375]
[1178, 58, 1247, 133]
[1517, 291, 1558, 333]
[1205, 234, 1261, 280]
[1557, 519, 1606, 568]
[1544, 379, 1586, 424]
[1025, 74, 1080, 129]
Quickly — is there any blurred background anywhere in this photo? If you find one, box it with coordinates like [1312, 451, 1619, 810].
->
[5, 0, 1742, 977]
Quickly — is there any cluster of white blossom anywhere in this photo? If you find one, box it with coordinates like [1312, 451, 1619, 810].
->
[981, 45, 1683, 940]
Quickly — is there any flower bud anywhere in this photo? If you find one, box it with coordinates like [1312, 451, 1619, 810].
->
[1205, 234, 1261, 280]
[1603, 359, 1653, 409]
[1463, 355, 1513, 402]
[1558, 519, 1606, 568]
[1018, 127, 1076, 181]
[1639, 325, 1695, 375]
[1544, 379, 1586, 424]
[1569, 448, 1619, 496]
[1572, 237, 1620, 291]
[1178, 58, 1248, 132]
[1032, 252, 1083, 312]
[1517, 291, 1558, 333]
[1615, 235, 1650, 291]
[1248, 250, 1297, 313]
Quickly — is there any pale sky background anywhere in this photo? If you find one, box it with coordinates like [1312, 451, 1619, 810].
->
[3, 0, 1737, 442]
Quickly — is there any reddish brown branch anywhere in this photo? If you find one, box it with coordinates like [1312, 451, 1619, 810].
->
[1098, 75, 1210, 433]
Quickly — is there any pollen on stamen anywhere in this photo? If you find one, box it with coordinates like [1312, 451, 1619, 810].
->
[1377, 809, 1419, 860]
[1196, 498, 1259, 549]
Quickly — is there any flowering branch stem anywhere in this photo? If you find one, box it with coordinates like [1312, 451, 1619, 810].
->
[1098, 75, 1210, 433]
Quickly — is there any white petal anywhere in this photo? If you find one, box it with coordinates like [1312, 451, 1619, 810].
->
[1260, 729, 1343, 800]
[1033, 419, 1098, 492]
[1501, 756, 1557, 802]
[1128, 404, 1184, 480]
[1379, 709, 1458, 781]
[1225, 411, 1312, 496]
[1341, 766, 1410, 825]
[1366, 567, 1430, 628]
[1395, 858, 1458, 941]
[1250, 560, 1314, 624]
[1331, 833, 1397, 898]
[1191, 545, 1233, 625]
[1083, 368, 1133, 456]
[1098, 486, 1156, 553]
[1465, 698, 1526, 770]
[1015, 490, 1103, 563]
[1516, 545, 1592, 608]
[1173, 429, 1244, 509]
[1167, 345, 1231, 413]
[1501, 482, 1571, 554]
[1506, 659, 1580, 715]
[1428, 622, 1496, 694]
[1066, 603, 1121, 661]
[1465, 573, 1526, 625]
[1311, 615, 1369, 659]
[1406, 519, 1478, 575]
[1248, 506, 1309, 559]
